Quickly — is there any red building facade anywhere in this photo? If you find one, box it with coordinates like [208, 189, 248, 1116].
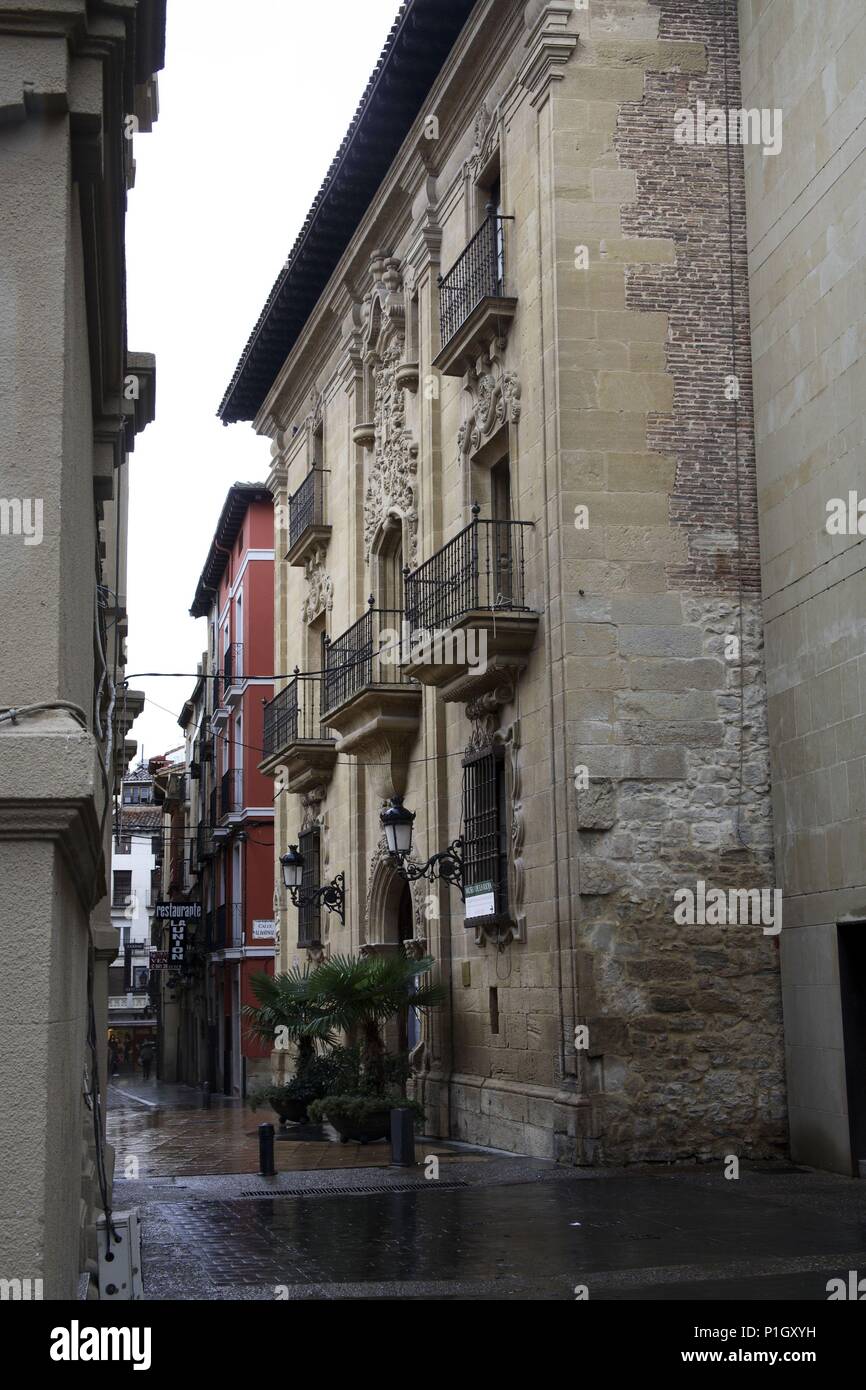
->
[191, 484, 276, 1096]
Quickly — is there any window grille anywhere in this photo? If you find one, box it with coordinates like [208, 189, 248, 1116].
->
[298, 826, 322, 947]
[462, 745, 508, 919]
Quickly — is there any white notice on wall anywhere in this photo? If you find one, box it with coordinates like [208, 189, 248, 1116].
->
[464, 886, 495, 920]
[252, 919, 276, 940]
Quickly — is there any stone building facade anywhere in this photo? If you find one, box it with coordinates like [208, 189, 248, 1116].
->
[0, 0, 165, 1296]
[740, 0, 866, 1175]
[220, 0, 786, 1163]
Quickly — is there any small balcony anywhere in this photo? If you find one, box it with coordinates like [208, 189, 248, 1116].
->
[286, 467, 331, 567]
[197, 820, 213, 864]
[403, 510, 538, 701]
[219, 768, 243, 823]
[434, 211, 517, 377]
[260, 672, 337, 793]
[321, 602, 421, 774]
[223, 643, 244, 700]
[213, 903, 244, 950]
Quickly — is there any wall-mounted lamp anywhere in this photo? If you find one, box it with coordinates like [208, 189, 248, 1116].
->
[380, 797, 465, 901]
[280, 845, 345, 923]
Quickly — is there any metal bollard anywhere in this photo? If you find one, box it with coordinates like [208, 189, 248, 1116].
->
[201, 1082, 211, 1110]
[258, 1122, 276, 1176]
[390, 1107, 416, 1168]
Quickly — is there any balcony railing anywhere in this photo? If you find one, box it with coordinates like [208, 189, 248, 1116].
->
[213, 903, 243, 949]
[197, 820, 213, 864]
[229, 903, 244, 948]
[405, 512, 533, 635]
[288, 466, 328, 552]
[263, 673, 331, 759]
[220, 768, 243, 819]
[223, 643, 244, 699]
[438, 211, 509, 352]
[322, 604, 410, 720]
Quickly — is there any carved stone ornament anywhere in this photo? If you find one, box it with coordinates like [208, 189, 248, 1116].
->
[305, 385, 324, 444]
[458, 336, 522, 463]
[468, 99, 500, 178]
[465, 677, 516, 751]
[361, 255, 419, 567]
[300, 785, 326, 833]
[301, 547, 334, 625]
[504, 718, 526, 933]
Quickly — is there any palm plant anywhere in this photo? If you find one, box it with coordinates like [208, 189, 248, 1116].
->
[304, 952, 446, 1095]
[241, 966, 335, 1075]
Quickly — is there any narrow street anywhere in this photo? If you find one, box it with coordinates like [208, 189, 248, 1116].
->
[110, 1084, 866, 1302]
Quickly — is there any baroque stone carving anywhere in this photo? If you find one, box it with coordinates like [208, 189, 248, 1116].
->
[360, 254, 419, 567]
[465, 677, 516, 750]
[458, 336, 521, 463]
[300, 785, 326, 832]
[305, 385, 324, 443]
[364, 340, 419, 566]
[504, 719, 526, 930]
[301, 547, 333, 625]
[468, 99, 500, 178]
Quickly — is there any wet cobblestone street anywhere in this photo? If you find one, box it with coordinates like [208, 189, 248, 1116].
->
[109, 1082, 866, 1301]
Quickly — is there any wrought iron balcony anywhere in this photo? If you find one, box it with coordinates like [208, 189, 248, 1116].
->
[435, 210, 517, 376]
[287, 467, 331, 567]
[223, 643, 244, 699]
[212, 903, 243, 950]
[261, 672, 336, 793]
[403, 509, 538, 701]
[196, 820, 213, 864]
[323, 604, 414, 719]
[229, 903, 244, 948]
[219, 767, 243, 820]
[320, 601, 421, 765]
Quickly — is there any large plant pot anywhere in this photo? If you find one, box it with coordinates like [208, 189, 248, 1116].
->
[325, 1105, 390, 1144]
[271, 1096, 309, 1126]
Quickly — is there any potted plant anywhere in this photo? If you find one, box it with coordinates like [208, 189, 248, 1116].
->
[242, 967, 337, 1124]
[248, 1081, 309, 1126]
[303, 954, 445, 1142]
[308, 1092, 425, 1143]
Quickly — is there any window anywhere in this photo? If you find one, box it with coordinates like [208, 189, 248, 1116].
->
[112, 870, 132, 909]
[114, 834, 131, 855]
[462, 745, 509, 921]
[122, 783, 152, 806]
[151, 835, 162, 859]
[298, 826, 322, 948]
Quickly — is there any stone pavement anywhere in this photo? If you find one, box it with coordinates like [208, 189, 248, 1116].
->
[107, 1082, 866, 1301]
[107, 1079, 472, 1176]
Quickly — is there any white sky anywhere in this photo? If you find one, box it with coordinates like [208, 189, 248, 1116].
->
[125, 0, 400, 761]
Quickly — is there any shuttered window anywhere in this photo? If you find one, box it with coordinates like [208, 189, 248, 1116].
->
[112, 870, 132, 909]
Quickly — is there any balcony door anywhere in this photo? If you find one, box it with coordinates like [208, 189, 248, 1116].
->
[490, 457, 513, 607]
[376, 515, 404, 617]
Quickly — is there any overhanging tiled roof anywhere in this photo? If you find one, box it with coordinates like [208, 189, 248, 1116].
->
[218, 0, 478, 425]
[190, 484, 271, 618]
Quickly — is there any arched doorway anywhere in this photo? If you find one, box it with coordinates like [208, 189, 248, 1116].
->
[365, 849, 421, 1056]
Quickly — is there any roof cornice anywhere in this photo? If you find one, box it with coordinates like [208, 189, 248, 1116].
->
[218, 0, 478, 425]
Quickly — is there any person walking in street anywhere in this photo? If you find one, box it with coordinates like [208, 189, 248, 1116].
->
[139, 1040, 155, 1082]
